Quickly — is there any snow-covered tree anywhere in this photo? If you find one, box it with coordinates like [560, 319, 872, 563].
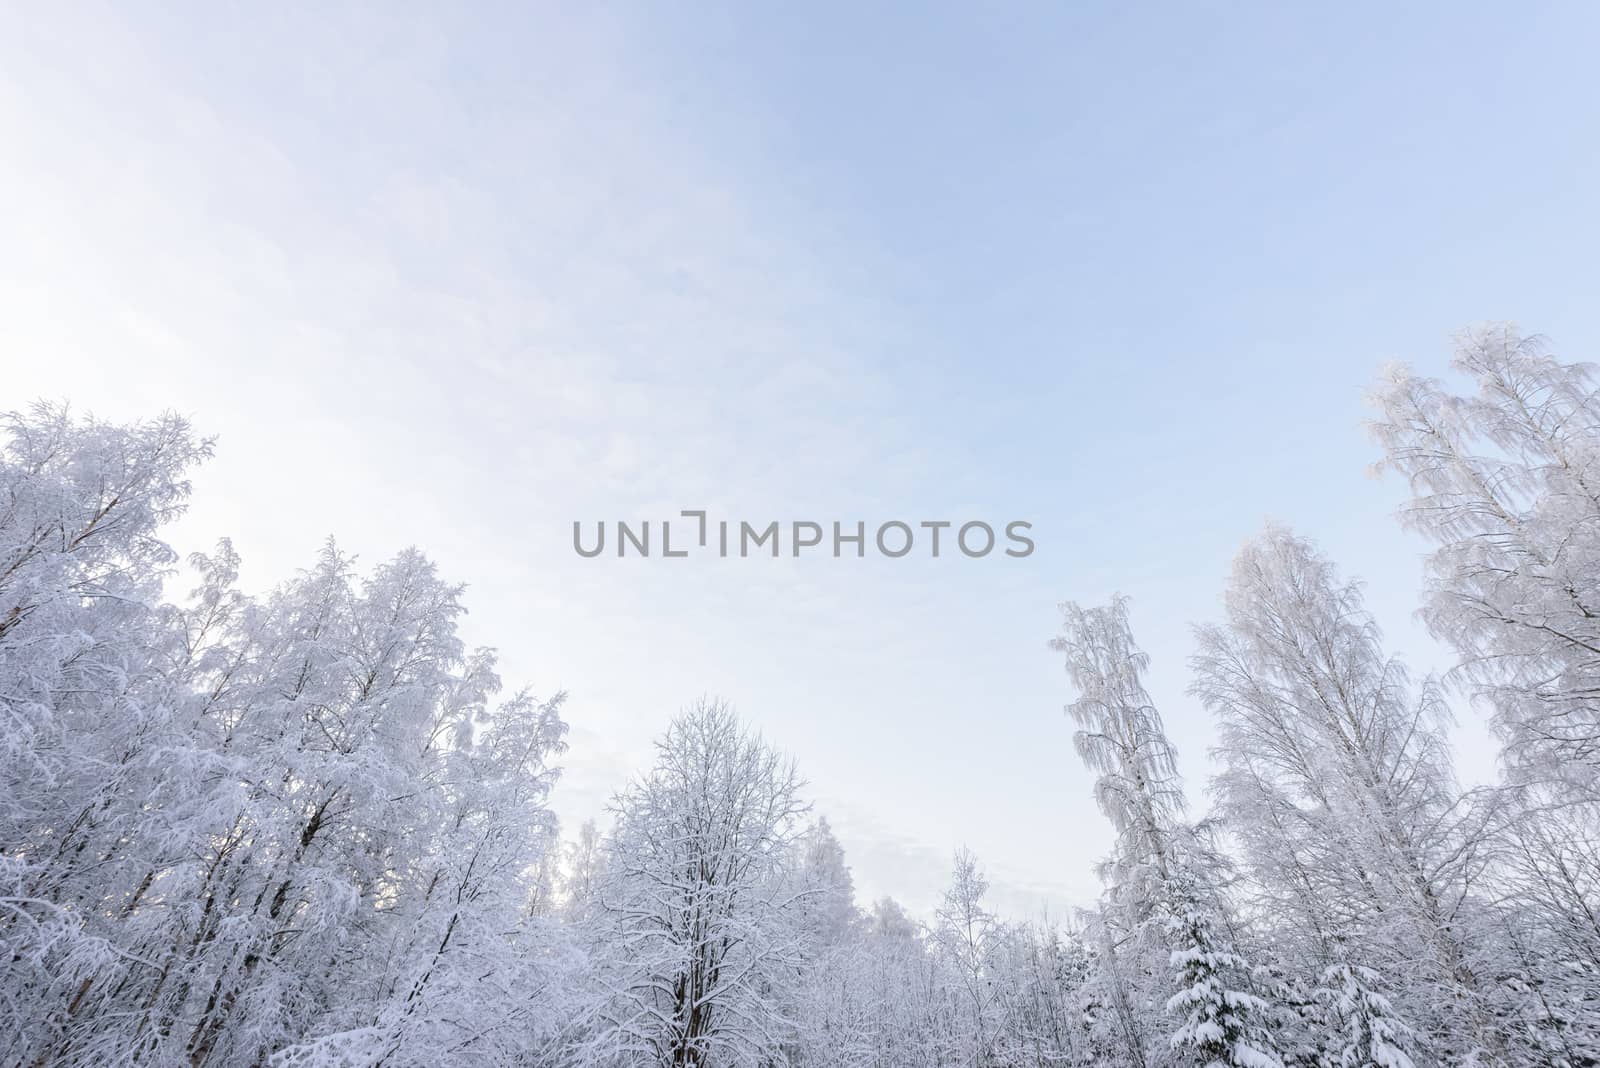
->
[1312, 960, 1419, 1068]
[1055, 598, 1209, 1067]
[929, 847, 1004, 1065]
[987, 916, 1096, 1066]
[1052, 597, 1188, 899]
[1163, 873, 1284, 1068]
[1190, 527, 1509, 1062]
[794, 816, 858, 948]
[588, 700, 810, 1067]
[853, 896, 967, 1067]
[0, 403, 213, 1065]
[561, 818, 606, 921]
[0, 403, 577, 1068]
[1053, 596, 1297, 1068]
[1369, 324, 1600, 802]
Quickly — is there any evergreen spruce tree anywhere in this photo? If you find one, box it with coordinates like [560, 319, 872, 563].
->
[1312, 961, 1420, 1068]
[1164, 876, 1284, 1068]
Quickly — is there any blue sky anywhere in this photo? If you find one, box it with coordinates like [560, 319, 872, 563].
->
[5, 2, 1599, 916]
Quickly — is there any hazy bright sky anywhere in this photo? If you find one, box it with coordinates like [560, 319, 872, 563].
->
[5, 2, 1600, 917]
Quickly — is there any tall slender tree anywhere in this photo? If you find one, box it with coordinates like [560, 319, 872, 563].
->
[1191, 527, 1507, 1063]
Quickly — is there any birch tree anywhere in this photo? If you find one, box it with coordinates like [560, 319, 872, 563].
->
[1190, 527, 1507, 1063]
[0, 403, 212, 1064]
[1054, 597, 1203, 1067]
[1369, 324, 1600, 801]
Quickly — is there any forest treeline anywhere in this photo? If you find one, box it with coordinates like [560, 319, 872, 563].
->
[4, 325, 1599, 1067]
